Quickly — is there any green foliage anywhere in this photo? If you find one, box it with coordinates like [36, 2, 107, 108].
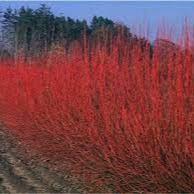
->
[0, 4, 133, 57]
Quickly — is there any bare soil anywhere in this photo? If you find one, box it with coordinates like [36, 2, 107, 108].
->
[0, 123, 87, 193]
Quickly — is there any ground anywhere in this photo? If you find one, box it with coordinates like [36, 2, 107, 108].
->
[0, 123, 86, 193]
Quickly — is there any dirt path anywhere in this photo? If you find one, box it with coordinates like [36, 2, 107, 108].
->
[0, 123, 86, 193]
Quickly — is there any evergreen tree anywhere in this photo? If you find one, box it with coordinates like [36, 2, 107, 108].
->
[2, 7, 18, 56]
[0, 4, 135, 58]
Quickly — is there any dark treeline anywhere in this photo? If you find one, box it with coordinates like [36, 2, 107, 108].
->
[0, 4, 151, 60]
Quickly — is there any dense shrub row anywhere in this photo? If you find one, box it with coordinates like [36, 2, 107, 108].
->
[0, 29, 193, 192]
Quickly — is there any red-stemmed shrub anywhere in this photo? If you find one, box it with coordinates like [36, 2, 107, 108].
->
[0, 26, 193, 192]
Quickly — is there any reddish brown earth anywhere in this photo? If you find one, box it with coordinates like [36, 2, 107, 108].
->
[0, 122, 87, 193]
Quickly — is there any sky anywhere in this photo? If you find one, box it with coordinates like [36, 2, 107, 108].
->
[0, 1, 194, 40]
